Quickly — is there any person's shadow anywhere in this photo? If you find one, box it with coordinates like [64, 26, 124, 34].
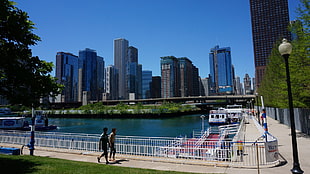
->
[108, 159, 129, 165]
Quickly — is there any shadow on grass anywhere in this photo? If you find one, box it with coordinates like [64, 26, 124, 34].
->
[0, 155, 40, 174]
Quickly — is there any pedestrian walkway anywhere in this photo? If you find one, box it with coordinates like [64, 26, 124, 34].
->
[1, 116, 309, 174]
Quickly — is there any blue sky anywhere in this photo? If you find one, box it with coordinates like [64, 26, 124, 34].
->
[15, 0, 300, 78]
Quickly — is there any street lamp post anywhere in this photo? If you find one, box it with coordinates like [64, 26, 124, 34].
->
[278, 39, 303, 174]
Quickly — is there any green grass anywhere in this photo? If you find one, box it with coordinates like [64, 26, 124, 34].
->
[0, 154, 203, 174]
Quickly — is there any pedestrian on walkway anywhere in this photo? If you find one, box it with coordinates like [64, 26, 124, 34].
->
[97, 127, 109, 164]
[109, 128, 116, 161]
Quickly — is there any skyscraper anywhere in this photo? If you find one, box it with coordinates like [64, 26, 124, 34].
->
[250, 0, 291, 88]
[209, 45, 233, 95]
[55, 52, 79, 102]
[114, 38, 129, 99]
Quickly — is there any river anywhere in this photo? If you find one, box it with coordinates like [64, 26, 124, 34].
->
[48, 114, 210, 138]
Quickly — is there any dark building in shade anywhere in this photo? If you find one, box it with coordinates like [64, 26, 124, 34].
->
[151, 76, 161, 98]
[249, 0, 291, 88]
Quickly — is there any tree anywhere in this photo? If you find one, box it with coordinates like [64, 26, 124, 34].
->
[289, 0, 310, 108]
[0, 0, 62, 107]
[258, 0, 310, 108]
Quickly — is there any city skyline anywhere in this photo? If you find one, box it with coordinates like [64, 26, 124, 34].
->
[15, 0, 299, 78]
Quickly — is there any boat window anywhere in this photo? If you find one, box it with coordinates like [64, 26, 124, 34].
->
[216, 115, 219, 119]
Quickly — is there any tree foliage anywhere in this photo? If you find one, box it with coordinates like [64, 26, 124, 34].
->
[258, 0, 310, 108]
[0, 0, 62, 107]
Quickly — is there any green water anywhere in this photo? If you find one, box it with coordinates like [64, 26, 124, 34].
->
[48, 114, 210, 137]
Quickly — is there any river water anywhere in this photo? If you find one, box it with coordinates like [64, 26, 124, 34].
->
[48, 114, 210, 138]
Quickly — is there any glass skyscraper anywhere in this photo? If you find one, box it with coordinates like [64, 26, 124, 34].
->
[79, 48, 98, 100]
[142, 70, 152, 99]
[209, 45, 233, 95]
[56, 52, 79, 102]
[250, 0, 291, 88]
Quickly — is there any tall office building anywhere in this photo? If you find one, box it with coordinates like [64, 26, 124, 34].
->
[142, 70, 152, 99]
[78, 48, 98, 101]
[209, 45, 233, 95]
[161, 56, 180, 98]
[250, 0, 291, 88]
[114, 38, 129, 99]
[55, 52, 79, 102]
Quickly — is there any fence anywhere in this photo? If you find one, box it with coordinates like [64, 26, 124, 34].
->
[261, 107, 310, 135]
[0, 123, 279, 168]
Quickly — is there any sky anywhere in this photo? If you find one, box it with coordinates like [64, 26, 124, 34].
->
[14, 0, 300, 78]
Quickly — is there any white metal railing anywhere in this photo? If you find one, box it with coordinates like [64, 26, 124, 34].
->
[0, 126, 279, 167]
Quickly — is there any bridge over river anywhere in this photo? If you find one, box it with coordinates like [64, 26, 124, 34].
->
[50, 95, 256, 109]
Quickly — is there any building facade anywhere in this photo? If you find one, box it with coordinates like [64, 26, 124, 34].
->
[55, 52, 79, 102]
[250, 0, 291, 88]
[209, 45, 233, 95]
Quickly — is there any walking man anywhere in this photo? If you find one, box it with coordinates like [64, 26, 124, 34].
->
[97, 127, 109, 164]
[109, 128, 116, 161]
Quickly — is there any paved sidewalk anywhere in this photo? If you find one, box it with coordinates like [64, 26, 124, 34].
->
[1, 116, 309, 174]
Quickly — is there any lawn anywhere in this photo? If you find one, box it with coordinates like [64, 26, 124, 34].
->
[0, 154, 202, 174]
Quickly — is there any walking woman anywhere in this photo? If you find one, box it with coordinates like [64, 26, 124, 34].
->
[109, 128, 116, 161]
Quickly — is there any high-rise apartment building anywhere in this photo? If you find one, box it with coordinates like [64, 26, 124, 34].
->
[114, 38, 129, 99]
[161, 56, 180, 98]
[250, 0, 291, 88]
[55, 52, 79, 102]
[179, 57, 193, 97]
[209, 45, 233, 95]
[161, 56, 200, 98]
